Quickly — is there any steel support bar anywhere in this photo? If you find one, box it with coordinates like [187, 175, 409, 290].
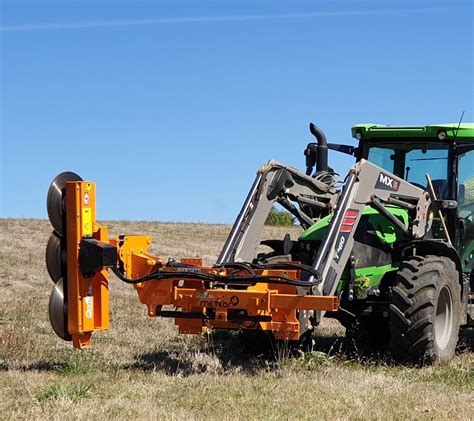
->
[172, 287, 338, 313]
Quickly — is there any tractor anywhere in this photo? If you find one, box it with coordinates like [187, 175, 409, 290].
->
[45, 122, 474, 364]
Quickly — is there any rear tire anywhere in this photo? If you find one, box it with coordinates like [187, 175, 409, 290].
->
[389, 255, 461, 364]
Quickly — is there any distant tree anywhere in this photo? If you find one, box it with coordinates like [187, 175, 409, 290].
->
[265, 206, 295, 226]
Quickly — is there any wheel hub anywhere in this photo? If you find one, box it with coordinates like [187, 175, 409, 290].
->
[434, 285, 453, 350]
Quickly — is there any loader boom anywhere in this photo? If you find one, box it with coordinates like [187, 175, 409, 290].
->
[217, 160, 337, 264]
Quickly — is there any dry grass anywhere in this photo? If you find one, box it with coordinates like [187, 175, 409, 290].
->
[0, 218, 473, 420]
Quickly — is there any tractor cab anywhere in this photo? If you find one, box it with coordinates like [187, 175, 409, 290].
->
[352, 123, 474, 273]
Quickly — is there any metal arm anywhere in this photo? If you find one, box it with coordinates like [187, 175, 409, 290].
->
[217, 160, 337, 264]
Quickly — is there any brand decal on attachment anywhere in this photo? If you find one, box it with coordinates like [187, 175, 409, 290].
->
[375, 172, 400, 192]
[199, 295, 240, 309]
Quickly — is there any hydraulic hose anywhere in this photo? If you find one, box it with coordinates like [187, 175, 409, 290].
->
[111, 265, 317, 288]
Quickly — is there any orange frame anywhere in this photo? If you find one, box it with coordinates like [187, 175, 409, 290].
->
[65, 180, 338, 348]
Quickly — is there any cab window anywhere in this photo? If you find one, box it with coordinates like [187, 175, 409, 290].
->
[366, 142, 449, 197]
[405, 148, 448, 197]
[367, 147, 395, 173]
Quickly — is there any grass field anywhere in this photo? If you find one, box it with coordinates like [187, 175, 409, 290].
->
[1, 218, 473, 419]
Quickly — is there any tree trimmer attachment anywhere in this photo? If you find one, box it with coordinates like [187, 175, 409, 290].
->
[46, 172, 111, 346]
[45, 170, 339, 349]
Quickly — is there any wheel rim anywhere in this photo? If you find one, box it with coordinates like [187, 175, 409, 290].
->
[434, 285, 453, 350]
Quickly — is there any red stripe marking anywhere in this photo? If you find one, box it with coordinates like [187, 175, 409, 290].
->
[340, 225, 352, 232]
[343, 218, 355, 225]
[345, 210, 358, 218]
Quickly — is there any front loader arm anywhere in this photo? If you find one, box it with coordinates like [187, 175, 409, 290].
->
[313, 158, 432, 299]
[217, 160, 337, 264]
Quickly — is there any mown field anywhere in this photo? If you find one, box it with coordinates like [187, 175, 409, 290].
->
[1, 218, 473, 419]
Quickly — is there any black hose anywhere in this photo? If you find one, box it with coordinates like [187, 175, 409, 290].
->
[218, 261, 321, 283]
[215, 262, 256, 276]
[111, 265, 217, 284]
[111, 265, 315, 287]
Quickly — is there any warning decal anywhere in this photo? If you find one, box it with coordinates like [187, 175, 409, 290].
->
[82, 208, 93, 236]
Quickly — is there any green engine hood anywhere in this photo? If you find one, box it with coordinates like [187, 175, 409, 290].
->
[299, 205, 409, 245]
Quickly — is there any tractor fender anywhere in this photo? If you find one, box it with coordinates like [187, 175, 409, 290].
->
[407, 240, 462, 283]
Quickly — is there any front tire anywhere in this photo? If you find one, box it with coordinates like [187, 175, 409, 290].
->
[389, 255, 461, 364]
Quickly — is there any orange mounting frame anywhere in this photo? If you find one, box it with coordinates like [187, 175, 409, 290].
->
[65, 181, 109, 348]
[65, 180, 339, 348]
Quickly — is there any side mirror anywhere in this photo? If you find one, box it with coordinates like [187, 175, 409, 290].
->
[304, 143, 317, 175]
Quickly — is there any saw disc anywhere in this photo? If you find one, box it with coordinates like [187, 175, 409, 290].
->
[47, 171, 82, 235]
[48, 278, 72, 341]
[45, 231, 63, 283]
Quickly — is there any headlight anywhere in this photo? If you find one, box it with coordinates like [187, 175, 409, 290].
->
[437, 131, 447, 140]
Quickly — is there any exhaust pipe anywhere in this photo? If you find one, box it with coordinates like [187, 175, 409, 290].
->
[309, 123, 328, 173]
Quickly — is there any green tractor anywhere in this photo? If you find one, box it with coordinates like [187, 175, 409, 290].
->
[236, 122, 474, 364]
[45, 122, 473, 365]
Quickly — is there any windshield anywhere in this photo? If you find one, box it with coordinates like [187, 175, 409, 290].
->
[366, 141, 449, 198]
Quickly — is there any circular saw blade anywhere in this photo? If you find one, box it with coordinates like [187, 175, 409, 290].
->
[45, 231, 63, 283]
[47, 171, 82, 235]
[48, 278, 72, 341]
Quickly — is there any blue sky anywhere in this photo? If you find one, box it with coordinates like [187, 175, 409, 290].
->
[1, 0, 472, 223]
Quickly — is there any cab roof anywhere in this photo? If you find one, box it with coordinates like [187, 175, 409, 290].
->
[351, 123, 474, 141]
